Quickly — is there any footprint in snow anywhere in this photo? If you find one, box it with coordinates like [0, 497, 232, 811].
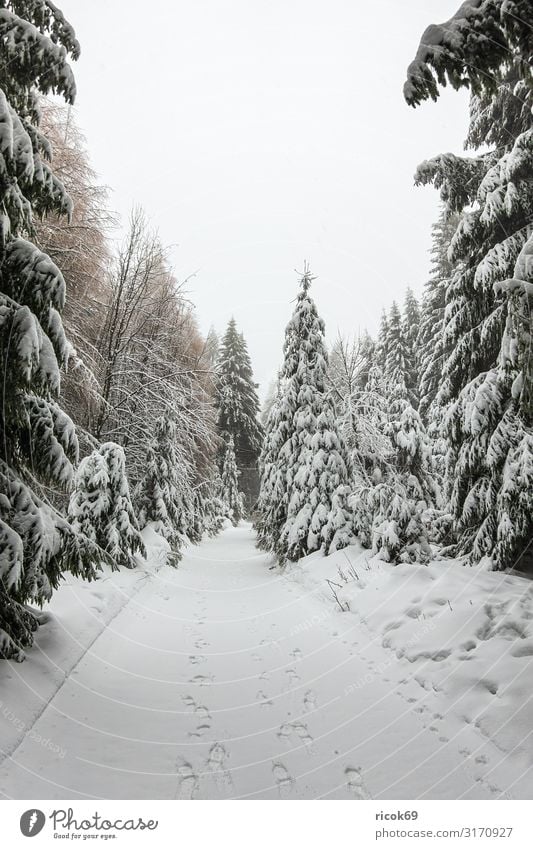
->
[189, 674, 213, 687]
[290, 648, 303, 661]
[175, 758, 199, 800]
[303, 690, 317, 712]
[256, 690, 273, 707]
[188, 722, 211, 739]
[206, 743, 234, 795]
[285, 668, 301, 688]
[272, 762, 294, 797]
[345, 766, 372, 800]
[189, 655, 207, 666]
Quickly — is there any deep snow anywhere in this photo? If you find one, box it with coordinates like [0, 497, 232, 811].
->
[0, 524, 532, 799]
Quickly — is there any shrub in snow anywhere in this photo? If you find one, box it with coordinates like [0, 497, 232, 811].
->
[69, 443, 146, 570]
[0, 3, 100, 660]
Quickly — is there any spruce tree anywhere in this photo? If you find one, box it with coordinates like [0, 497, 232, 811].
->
[221, 437, 244, 526]
[405, 2, 533, 569]
[402, 289, 420, 408]
[215, 318, 263, 509]
[256, 267, 351, 563]
[69, 443, 146, 570]
[0, 3, 99, 659]
[135, 414, 186, 554]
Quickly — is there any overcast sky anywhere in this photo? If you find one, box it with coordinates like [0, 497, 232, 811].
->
[60, 0, 468, 395]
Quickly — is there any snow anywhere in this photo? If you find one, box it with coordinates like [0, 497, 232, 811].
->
[1, 524, 532, 799]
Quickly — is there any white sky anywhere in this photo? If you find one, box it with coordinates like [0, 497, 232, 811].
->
[59, 0, 468, 395]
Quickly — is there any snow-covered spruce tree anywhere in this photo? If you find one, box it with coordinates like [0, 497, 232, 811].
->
[353, 327, 439, 562]
[402, 289, 420, 408]
[417, 210, 459, 422]
[254, 386, 292, 552]
[221, 437, 244, 526]
[135, 414, 185, 555]
[384, 301, 418, 408]
[69, 443, 145, 570]
[215, 318, 263, 509]
[0, 3, 102, 660]
[374, 400, 439, 563]
[197, 475, 227, 537]
[405, 1, 533, 568]
[272, 268, 351, 563]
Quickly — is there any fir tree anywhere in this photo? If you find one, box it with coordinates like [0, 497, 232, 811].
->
[0, 3, 99, 659]
[215, 318, 263, 509]
[69, 443, 146, 570]
[221, 437, 244, 526]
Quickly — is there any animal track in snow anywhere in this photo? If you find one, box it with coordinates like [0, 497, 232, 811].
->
[290, 647, 303, 661]
[194, 704, 211, 720]
[189, 654, 207, 666]
[345, 766, 372, 799]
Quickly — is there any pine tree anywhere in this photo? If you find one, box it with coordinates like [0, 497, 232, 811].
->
[215, 318, 263, 509]
[69, 443, 146, 570]
[0, 3, 100, 659]
[221, 437, 244, 526]
[135, 414, 187, 554]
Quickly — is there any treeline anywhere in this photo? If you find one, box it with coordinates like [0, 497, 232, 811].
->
[0, 3, 263, 660]
[256, 0, 533, 573]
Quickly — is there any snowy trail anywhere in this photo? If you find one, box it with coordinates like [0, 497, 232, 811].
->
[0, 526, 520, 799]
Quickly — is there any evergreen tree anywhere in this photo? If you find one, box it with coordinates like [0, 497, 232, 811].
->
[384, 302, 415, 407]
[418, 210, 459, 422]
[405, 2, 533, 569]
[69, 443, 146, 570]
[254, 389, 292, 552]
[402, 289, 420, 407]
[221, 437, 244, 526]
[135, 414, 186, 554]
[376, 311, 389, 370]
[215, 318, 263, 509]
[256, 267, 351, 563]
[0, 2, 99, 659]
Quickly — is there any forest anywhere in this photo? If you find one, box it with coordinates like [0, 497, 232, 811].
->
[0, 0, 533, 805]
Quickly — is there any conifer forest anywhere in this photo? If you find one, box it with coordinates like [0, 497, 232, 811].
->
[0, 0, 533, 803]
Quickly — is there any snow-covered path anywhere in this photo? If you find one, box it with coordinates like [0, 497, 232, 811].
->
[0, 526, 525, 799]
